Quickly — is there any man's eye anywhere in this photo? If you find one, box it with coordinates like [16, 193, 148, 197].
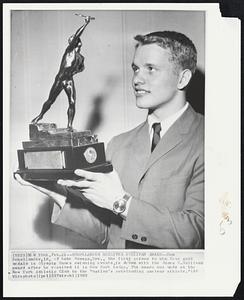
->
[147, 66, 155, 72]
[132, 66, 139, 73]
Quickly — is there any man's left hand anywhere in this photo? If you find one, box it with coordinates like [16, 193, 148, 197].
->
[57, 169, 125, 211]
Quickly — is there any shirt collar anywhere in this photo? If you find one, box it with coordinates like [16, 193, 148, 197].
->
[147, 102, 189, 136]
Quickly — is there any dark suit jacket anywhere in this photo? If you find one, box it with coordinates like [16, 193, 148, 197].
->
[52, 104, 204, 249]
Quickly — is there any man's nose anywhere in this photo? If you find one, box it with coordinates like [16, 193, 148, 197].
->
[133, 71, 145, 85]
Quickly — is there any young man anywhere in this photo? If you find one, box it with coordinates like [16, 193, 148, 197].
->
[17, 31, 204, 249]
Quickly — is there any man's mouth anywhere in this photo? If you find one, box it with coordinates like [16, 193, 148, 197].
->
[134, 88, 150, 95]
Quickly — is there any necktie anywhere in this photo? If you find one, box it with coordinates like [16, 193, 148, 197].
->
[151, 122, 161, 152]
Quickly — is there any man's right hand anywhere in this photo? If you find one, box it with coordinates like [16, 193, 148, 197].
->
[14, 174, 67, 208]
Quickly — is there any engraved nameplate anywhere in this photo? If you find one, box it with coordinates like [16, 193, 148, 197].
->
[24, 151, 66, 169]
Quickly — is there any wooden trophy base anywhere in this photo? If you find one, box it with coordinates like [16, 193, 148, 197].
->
[14, 163, 113, 182]
[15, 123, 113, 181]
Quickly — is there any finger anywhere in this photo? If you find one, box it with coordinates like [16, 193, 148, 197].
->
[57, 179, 93, 188]
[110, 169, 120, 179]
[74, 169, 100, 181]
[14, 174, 32, 186]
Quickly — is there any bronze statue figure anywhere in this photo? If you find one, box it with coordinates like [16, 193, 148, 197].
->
[31, 15, 95, 130]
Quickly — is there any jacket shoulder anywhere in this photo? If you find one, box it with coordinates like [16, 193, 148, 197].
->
[195, 112, 204, 136]
[111, 122, 145, 144]
[106, 122, 145, 159]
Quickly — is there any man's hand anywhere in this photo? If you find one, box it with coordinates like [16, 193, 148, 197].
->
[57, 169, 125, 211]
[14, 174, 67, 208]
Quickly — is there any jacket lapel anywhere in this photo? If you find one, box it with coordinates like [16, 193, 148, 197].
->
[140, 104, 197, 180]
[129, 121, 151, 179]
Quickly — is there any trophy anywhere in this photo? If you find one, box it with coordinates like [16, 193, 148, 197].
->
[15, 15, 112, 181]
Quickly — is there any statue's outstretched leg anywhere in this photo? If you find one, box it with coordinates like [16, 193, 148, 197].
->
[31, 76, 63, 124]
[63, 79, 76, 131]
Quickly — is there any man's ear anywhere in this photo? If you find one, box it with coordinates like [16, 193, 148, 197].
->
[177, 69, 192, 90]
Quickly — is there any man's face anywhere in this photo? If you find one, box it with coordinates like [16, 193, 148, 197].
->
[132, 44, 180, 114]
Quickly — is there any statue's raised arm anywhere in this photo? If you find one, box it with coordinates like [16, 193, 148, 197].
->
[69, 15, 95, 47]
